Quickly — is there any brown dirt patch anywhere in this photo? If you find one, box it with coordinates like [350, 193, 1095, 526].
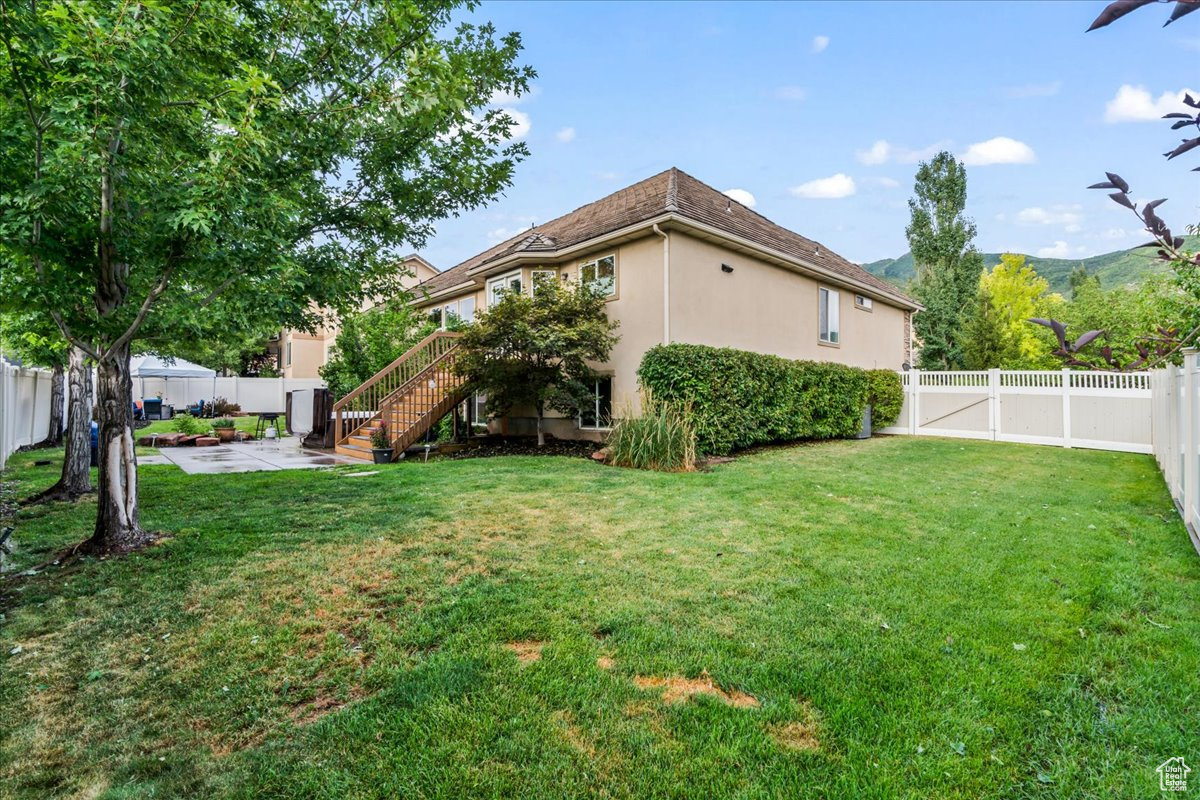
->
[596, 656, 615, 670]
[770, 720, 820, 751]
[551, 710, 596, 758]
[633, 671, 759, 708]
[504, 640, 545, 663]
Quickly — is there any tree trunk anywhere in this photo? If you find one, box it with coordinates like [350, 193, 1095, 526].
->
[84, 342, 152, 554]
[44, 363, 64, 446]
[25, 346, 93, 504]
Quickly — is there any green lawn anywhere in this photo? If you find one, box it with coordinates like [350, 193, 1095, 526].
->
[1, 437, 1197, 799]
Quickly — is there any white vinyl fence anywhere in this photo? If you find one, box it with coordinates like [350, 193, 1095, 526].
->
[133, 376, 325, 413]
[878, 368, 1153, 454]
[1150, 352, 1200, 549]
[0, 362, 56, 469]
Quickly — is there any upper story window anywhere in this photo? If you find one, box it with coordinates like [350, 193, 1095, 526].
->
[432, 296, 478, 329]
[580, 254, 616, 297]
[854, 294, 873, 311]
[487, 271, 523, 306]
[818, 287, 840, 345]
[531, 269, 559, 296]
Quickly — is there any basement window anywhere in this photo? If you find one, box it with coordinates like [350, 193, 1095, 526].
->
[579, 376, 613, 430]
[819, 287, 840, 345]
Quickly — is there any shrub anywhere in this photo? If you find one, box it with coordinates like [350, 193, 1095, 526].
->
[212, 397, 241, 416]
[637, 344, 870, 455]
[606, 393, 696, 472]
[171, 414, 206, 435]
[866, 369, 904, 428]
[211, 417, 236, 430]
[370, 422, 390, 450]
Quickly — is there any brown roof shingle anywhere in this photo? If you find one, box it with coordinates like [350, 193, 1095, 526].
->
[414, 168, 916, 308]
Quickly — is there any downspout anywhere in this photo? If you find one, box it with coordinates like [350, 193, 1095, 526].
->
[653, 224, 670, 344]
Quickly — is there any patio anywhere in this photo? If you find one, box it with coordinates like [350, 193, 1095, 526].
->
[144, 438, 355, 474]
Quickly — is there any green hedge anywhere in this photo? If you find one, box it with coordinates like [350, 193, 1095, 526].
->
[636, 343, 872, 455]
[866, 369, 904, 428]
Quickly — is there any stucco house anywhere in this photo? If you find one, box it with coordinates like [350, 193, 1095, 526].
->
[333, 168, 918, 460]
[273, 254, 441, 379]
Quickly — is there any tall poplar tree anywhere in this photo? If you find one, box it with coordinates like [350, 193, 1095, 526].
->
[905, 151, 984, 370]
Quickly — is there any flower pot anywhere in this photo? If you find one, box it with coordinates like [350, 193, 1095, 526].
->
[372, 447, 393, 464]
[215, 427, 236, 443]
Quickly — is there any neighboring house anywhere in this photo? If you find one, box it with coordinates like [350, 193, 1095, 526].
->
[406, 167, 919, 442]
[272, 254, 441, 379]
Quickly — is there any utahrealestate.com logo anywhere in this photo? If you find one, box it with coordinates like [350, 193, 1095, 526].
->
[1158, 757, 1191, 792]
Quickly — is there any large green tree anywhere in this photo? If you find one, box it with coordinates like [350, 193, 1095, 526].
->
[0, 2, 533, 552]
[905, 151, 984, 370]
[320, 300, 434, 399]
[455, 278, 619, 447]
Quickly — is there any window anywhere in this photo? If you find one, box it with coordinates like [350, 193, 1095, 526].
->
[285, 341, 292, 366]
[470, 392, 488, 431]
[818, 287, 840, 344]
[443, 302, 459, 327]
[460, 296, 476, 321]
[579, 376, 613, 430]
[855, 294, 873, 311]
[487, 271, 523, 306]
[580, 254, 616, 297]
[531, 269, 558, 296]
[429, 306, 443, 327]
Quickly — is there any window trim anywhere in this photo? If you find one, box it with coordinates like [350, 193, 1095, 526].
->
[578, 375, 614, 431]
[486, 270, 524, 307]
[578, 253, 618, 299]
[818, 286, 841, 346]
[470, 392, 488, 431]
[854, 294, 873, 312]
[285, 341, 292, 366]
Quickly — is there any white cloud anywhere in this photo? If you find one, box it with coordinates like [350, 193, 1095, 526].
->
[555, 126, 576, 143]
[722, 188, 757, 208]
[501, 109, 531, 140]
[960, 136, 1036, 166]
[857, 140, 891, 165]
[811, 35, 830, 54]
[789, 173, 856, 199]
[595, 170, 619, 181]
[1035, 241, 1094, 259]
[488, 85, 541, 106]
[1104, 84, 1199, 122]
[1013, 204, 1083, 229]
[855, 139, 947, 165]
[1003, 81, 1062, 99]
[1101, 227, 1130, 239]
[775, 85, 806, 101]
[868, 176, 901, 189]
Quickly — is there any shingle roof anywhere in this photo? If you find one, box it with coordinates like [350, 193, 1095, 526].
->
[413, 168, 916, 308]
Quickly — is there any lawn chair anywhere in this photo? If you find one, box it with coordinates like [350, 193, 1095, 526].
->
[186, 399, 206, 418]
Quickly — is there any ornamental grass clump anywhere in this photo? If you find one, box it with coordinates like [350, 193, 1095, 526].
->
[606, 393, 696, 472]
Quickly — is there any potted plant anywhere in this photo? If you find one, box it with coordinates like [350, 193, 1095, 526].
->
[370, 422, 392, 464]
[212, 417, 237, 443]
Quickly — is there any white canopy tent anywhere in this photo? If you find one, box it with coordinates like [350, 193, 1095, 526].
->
[130, 354, 217, 409]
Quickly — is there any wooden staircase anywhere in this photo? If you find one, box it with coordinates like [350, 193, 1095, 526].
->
[333, 331, 468, 462]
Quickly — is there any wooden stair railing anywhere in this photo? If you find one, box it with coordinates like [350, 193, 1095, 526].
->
[332, 331, 463, 447]
[381, 345, 469, 459]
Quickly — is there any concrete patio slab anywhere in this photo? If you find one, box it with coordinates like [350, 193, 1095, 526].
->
[155, 438, 355, 475]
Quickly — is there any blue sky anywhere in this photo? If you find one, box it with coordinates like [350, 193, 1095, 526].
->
[421, 0, 1200, 269]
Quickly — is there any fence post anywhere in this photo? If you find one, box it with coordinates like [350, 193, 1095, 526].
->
[910, 369, 920, 435]
[1061, 368, 1072, 449]
[1185, 350, 1198, 533]
[988, 368, 1000, 441]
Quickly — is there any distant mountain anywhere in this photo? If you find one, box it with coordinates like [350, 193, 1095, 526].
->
[860, 236, 1200, 294]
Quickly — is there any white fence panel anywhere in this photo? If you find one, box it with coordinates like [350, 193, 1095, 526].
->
[133, 376, 326, 413]
[0, 363, 55, 469]
[878, 368, 1152, 454]
[1150, 352, 1200, 553]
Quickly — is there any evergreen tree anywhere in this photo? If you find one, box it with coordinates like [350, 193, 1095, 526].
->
[905, 152, 983, 370]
